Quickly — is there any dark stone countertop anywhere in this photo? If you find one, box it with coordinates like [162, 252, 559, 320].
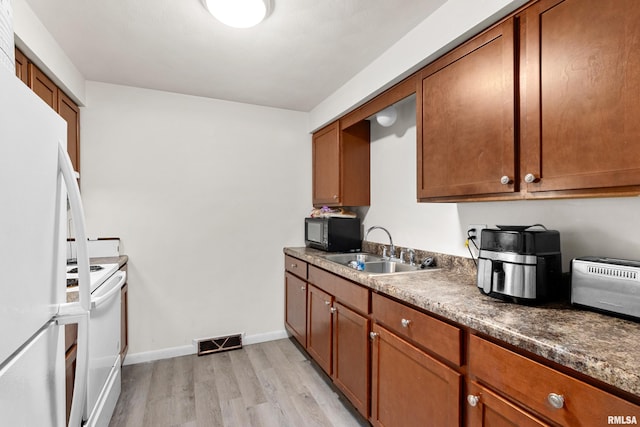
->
[284, 247, 640, 398]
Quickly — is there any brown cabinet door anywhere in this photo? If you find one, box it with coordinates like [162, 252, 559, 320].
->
[312, 121, 370, 207]
[418, 18, 516, 200]
[332, 302, 370, 418]
[370, 324, 461, 427]
[58, 90, 81, 173]
[285, 272, 307, 348]
[466, 381, 550, 427]
[520, 0, 640, 194]
[306, 284, 333, 375]
[29, 64, 58, 109]
[14, 48, 29, 85]
[65, 344, 77, 426]
[313, 122, 342, 205]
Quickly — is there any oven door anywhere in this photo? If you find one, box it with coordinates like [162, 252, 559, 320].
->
[85, 270, 126, 427]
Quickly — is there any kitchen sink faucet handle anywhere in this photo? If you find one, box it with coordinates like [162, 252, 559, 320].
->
[408, 249, 416, 266]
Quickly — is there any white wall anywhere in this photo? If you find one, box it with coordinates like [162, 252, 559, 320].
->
[364, 96, 640, 271]
[80, 82, 311, 359]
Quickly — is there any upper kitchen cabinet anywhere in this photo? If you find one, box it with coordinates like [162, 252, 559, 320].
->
[14, 48, 28, 85]
[312, 120, 370, 207]
[519, 0, 640, 198]
[16, 49, 81, 173]
[29, 63, 58, 110]
[417, 18, 516, 201]
[58, 91, 80, 173]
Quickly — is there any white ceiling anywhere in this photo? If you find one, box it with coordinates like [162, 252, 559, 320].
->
[24, 0, 446, 111]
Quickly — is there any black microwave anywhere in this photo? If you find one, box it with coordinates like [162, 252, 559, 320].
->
[304, 217, 362, 252]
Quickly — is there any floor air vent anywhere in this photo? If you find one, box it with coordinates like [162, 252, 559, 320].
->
[197, 334, 242, 356]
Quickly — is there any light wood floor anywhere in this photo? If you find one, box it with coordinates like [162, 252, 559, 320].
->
[108, 338, 369, 427]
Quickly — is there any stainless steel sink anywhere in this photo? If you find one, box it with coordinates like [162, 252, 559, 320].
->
[324, 253, 383, 264]
[361, 261, 425, 274]
[324, 253, 437, 275]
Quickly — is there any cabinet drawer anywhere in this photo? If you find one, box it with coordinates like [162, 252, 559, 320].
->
[372, 292, 461, 366]
[469, 334, 640, 426]
[308, 265, 369, 314]
[284, 255, 307, 279]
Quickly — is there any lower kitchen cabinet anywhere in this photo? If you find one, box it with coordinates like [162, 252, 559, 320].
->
[468, 334, 640, 426]
[285, 272, 307, 347]
[307, 284, 334, 375]
[284, 255, 308, 348]
[120, 281, 128, 364]
[284, 251, 640, 427]
[370, 324, 461, 426]
[306, 264, 372, 419]
[466, 380, 550, 427]
[64, 324, 78, 426]
[119, 263, 129, 365]
[332, 301, 370, 417]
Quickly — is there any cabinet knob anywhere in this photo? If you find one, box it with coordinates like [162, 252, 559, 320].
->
[467, 395, 480, 407]
[290, 263, 297, 268]
[324, 300, 331, 305]
[333, 194, 338, 200]
[330, 307, 337, 314]
[524, 173, 537, 183]
[369, 332, 379, 341]
[500, 175, 512, 185]
[300, 286, 306, 291]
[547, 393, 565, 409]
[401, 318, 411, 328]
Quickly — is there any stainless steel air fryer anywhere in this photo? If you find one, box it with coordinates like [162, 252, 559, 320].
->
[477, 225, 562, 304]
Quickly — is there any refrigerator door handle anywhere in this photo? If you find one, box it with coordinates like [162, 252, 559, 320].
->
[91, 272, 127, 309]
[58, 141, 91, 313]
[56, 312, 89, 427]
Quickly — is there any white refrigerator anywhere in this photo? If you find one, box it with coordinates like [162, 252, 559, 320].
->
[0, 66, 93, 426]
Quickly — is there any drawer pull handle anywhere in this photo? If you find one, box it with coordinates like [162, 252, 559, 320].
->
[330, 307, 337, 314]
[369, 332, 378, 341]
[547, 393, 564, 409]
[401, 318, 411, 328]
[467, 395, 480, 407]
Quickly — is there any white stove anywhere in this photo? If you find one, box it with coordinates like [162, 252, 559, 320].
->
[66, 263, 119, 294]
[66, 260, 125, 426]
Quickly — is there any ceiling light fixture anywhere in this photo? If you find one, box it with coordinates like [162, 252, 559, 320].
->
[203, 0, 271, 29]
[376, 106, 398, 127]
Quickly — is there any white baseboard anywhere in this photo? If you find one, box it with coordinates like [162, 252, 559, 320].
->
[123, 329, 289, 366]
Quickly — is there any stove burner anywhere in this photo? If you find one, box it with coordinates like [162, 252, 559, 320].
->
[67, 265, 104, 274]
[67, 278, 78, 288]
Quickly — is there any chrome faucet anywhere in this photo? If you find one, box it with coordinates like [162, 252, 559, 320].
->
[365, 226, 395, 259]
